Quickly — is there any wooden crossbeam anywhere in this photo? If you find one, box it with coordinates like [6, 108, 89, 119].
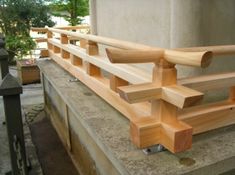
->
[118, 83, 161, 103]
[162, 85, 203, 108]
[179, 100, 235, 134]
[34, 38, 47, 43]
[180, 72, 235, 91]
[118, 83, 203, 108]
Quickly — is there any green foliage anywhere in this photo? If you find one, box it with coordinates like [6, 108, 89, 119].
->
[49, 0, 89, 26]
[0, 0, 55, 63]
[6, 35, 36, 62]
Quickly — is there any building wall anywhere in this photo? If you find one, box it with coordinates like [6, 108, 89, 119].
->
[91, 0, 235, 78]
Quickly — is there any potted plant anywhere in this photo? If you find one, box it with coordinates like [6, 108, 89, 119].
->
[6, 34, 40, 84]
[0, 0, 55, 84]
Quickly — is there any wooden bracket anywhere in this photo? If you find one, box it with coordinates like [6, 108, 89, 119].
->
[119, 61, 197, 152]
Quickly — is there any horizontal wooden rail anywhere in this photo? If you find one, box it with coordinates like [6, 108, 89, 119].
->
[176, 45, 235, 56]
[179, 72, 235, 91]
[118, 83, 203, 108]
[48, 38, 151, 84]
[31, 25, 89, 32]
[106, 48, 212, 67]
[49, 28, 214, 67]
[36, 26, 235, 154]
[31, 27, 48, 32]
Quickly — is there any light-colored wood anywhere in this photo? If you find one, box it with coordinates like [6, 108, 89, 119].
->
[150, 62, 193, 152]
[106, 48, 164, 63]
[17, 60, 40, 85]
[179, 72, 235, 91]
[86, 40, 99, 55]
[61, 34, 69, 44]
[110, 75, 128, 92]
[130, 117, 161, 148]
[164, 50, 213, 68]
[179, 100, 235, 134]
[61, 50, 70, 59]
[31, 27, 48, 32]
[71, 55, 83, 67]
[106, 48, 212, 67]
[48, 27, 153, 50]
[47, 31, 53, 50]
[161, 121, 192, 153]
[47, 39, 151, 84]
[60, 34, 70, 59]
[162, 85, 203, 108]
[49, 28, 214, 67]
[80, 39, 87, 49]
[32, 26, 89, 32]
[40, 49, 49, 57]
[34, 38, 47, 43]
[118, 83, 161, 103]
[46, 27, 235, 153]
[152, 64, 177, 86]
[130, 102, 193, 152]
[48, 51, 150, 121]
[229, 86, 235, 101]
[56, 25, 90, 30]
[176, 45, 235, 56]
[85, 62, 101, 76]
[53, 46, 60, 53]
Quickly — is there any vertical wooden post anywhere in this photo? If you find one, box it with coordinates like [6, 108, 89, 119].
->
[85, 62, 101, 76]
[53, 46, 60, 53]
[61, 34, 70, 59]
[86, 40, 99, 55]
[151, 61, 177, 122]
[47, 30, 53, 50]
[229, 86, 235, 101]
[110, 75, 128, 92]
[71, 55, 83, 67]
[85, 40, 101, 76]
[80, 39, 87, 49]
[151, 60, 192, 152]
[129, 59, 192, 153]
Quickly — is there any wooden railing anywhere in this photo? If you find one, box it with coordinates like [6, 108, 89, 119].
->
[32, 26, 235, 153]
[31, 25, 90, 57]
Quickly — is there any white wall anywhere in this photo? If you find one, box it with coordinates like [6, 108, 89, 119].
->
[91, 0, 235, 79]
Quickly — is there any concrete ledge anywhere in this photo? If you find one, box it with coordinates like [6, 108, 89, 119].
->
[37, 59, 235, 175]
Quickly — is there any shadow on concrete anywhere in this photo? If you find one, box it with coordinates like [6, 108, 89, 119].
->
[29, 111, 79, 175]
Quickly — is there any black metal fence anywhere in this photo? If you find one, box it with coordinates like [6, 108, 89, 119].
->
[0, 35, 28, 175]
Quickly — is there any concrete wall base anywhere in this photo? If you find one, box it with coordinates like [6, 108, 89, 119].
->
[38, 59, 235, 175]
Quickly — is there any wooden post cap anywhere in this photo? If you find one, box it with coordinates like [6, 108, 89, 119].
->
[0, 73, 22, 96]
[0, 48, 8, 60]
